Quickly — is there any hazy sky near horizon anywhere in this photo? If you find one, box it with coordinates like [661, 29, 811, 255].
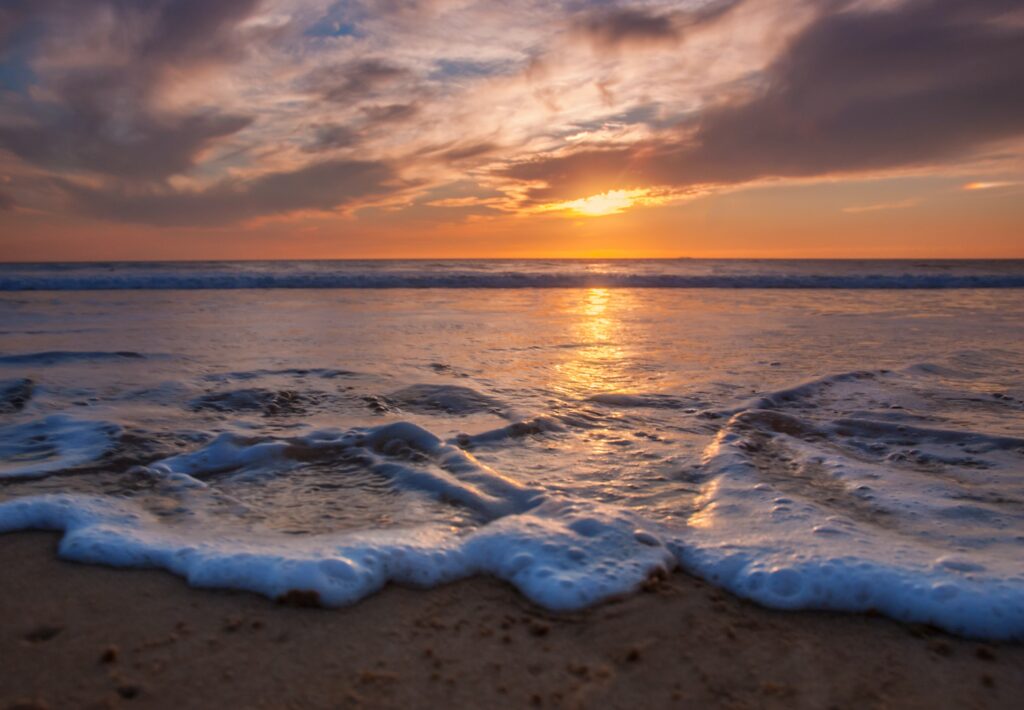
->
[1, 0, 1023, 260]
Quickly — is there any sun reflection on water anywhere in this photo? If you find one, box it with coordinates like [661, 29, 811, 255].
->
[554, 288, 632, 397]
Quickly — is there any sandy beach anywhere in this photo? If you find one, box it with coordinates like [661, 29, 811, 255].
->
[2, 532, 1021, 709]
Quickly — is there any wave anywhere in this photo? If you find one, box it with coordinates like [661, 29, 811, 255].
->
[0, 378, 34, 412]
[2, 269, 1024, 290]
[0, 419, 674, 610]
[3, 360, 1024, 637]
[0, 351, 147, 365]
[0, 415, 121, 479]
[681, 404, 1024, 639]
[385, 384, 508, 416]
[673, 363, 1024, 639]
[203, 368, 356, 382]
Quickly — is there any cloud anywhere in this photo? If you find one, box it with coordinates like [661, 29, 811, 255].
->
[307, 59, 410, 103]
[425, 196, 502, 208]
[0, 111, 252, 181]
[575, 8, 678, 47]
[677, 0, 1024, 179]
[0, 0, 261, 180]
[4, 0, 1023, 234]
[437, 142, 501, 163]
[504, 0, 1024, 202]
[361, 103, 420, 124]
[573, 0, 745, 50]
[304, 124, 361, 152]
[842, 198, 918, 213]
[63, 159, 404, 227]
[962, 181, 1019, 191]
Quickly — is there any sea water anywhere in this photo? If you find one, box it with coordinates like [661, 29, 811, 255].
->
[0, 260, 1022, 638]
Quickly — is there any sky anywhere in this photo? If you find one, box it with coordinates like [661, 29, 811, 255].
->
[0, 0, 1022, 260]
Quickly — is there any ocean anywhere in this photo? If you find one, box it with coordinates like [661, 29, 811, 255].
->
[1, 259, 1022, 639]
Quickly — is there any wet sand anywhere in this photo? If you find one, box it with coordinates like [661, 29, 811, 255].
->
[1, 532, 1021, 709]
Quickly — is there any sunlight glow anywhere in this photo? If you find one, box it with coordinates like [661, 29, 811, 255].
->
[546, 189, 663, 217]
[963, 181, 1017, 191]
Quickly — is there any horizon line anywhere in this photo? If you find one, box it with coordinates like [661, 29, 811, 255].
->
[3, 256, 1024, 265]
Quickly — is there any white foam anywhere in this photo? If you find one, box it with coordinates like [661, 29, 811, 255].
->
[672, 408, 1024, 639]
[0, 492, 674, 611]
[155, 433, 293, 478]
[0, 415, 119, 479]
[452, 416, 565, 447]
[149, 422, 545, 519]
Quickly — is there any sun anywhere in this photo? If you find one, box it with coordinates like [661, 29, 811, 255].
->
[538, 188, 667, 217]
[565, 190, 639, 216]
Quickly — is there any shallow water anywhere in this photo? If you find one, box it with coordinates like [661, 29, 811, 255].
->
[1, 281, 1023, 638]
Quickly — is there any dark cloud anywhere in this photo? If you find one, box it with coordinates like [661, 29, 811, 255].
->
[139, 0, 261, 63]
[304, 124, 361, 153]
[2, 0, 261, 67]
[0, 0, 260, 180]
[438, 142, 500, 163]
[63, 159, 403, 227]
[361, 103, 420, 124]
[573, 0, 744, 49]
[0, 110, 251, 181]
[409, 141, 501, 166]
[674, 0, 1024, 181]
[509, 0, 1024, 200]
[1, 1, 420, 227]
[308, 60, 409, 103]
[0, 190, 15, 211]
[0, 5, 32, 57]
[576, 9, 678, 47]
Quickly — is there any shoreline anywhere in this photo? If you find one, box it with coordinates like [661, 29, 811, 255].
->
[1, 532, 1021, 708]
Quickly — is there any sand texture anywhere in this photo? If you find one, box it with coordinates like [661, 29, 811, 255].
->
[1, 532, 1021, 709]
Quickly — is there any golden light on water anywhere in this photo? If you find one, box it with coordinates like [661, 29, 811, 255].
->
[554, 288, 630, 396]
[582, 287, 611, 318]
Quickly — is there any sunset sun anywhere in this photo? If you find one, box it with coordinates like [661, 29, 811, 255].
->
[542, 189, 666, 218]
[564, 190, 641, 217]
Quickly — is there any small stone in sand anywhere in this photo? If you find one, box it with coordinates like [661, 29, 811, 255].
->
[976, 646, 996, 661]
[23, 626, 63, 643]
[99, 647, 119, 664]
[276, 590, 322, 607]
[116, 685, 141, 700]
[529, 622, 550, 637]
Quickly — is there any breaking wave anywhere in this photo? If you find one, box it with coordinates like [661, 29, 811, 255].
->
[2, 260, 1023, 290]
